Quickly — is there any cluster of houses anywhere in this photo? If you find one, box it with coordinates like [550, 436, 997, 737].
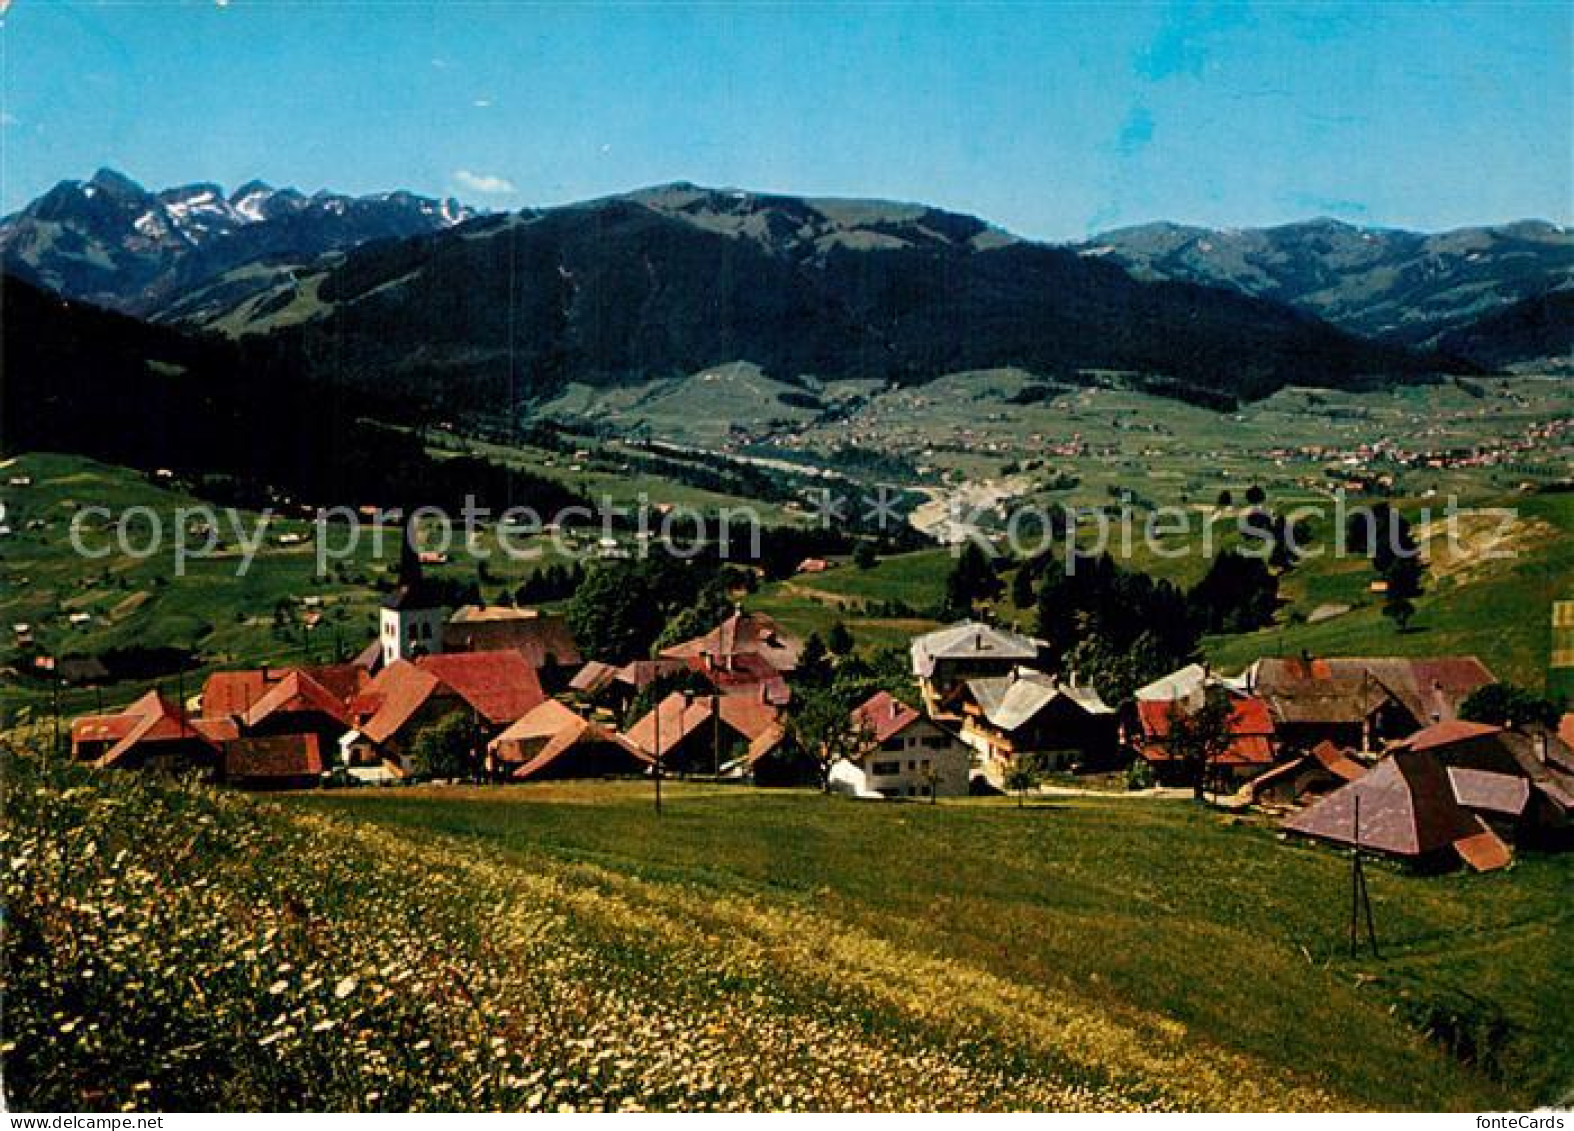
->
[65, 543, 1574, 874]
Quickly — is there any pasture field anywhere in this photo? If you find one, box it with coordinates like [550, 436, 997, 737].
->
[7, 734, 1565, 1112]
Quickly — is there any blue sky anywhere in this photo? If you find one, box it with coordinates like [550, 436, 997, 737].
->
[3, 1, 1569, 239]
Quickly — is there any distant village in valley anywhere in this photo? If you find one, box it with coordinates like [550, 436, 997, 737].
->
[60, 518, 1574, 877]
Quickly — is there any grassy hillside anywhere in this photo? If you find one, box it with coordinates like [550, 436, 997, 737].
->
[300, 782, 1565, 1110]
[9, 736, 1570, 1111]
[0, 453, 583, 721]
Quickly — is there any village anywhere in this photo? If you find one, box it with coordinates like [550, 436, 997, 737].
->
[62, 522, 1574, 877]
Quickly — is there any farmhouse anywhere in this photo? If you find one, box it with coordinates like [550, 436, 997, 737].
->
[70, 691, 222, 773]
[238, 668, 354, 752]
[1132, 694, 1278, 787]
[1245, 654, 1495, 751]
[625, 691, 785, 776]
[910, 621, 1044, 715]
[1246, 740, 1367, 807]
[486, 700, 648, 782]
[661, 609, 802, 688]
[1284, 750, 1512, 872]
[1392, 719, 1574, 842]
[956, 667, 1116, 774]
[340, 650, 545, 778]
[222, 733, 326, 791]
[828, 691, 970, 799]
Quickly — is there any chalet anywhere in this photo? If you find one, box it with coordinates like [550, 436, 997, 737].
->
[910, 621, 1045, 715]
[1132, 694, 1278, 788]
[661, 609, 802, 672]
[828, 691, 971, 799]
[341, 662, 450, 779]
[1392, 719, 1574, 843]
[1284, 750, 1512, 873]
[487, 700, 648, 782]
[70, 691, 221, 773]
[416, 651, 546, 727]
[957, 667, 1116, 775]
[624, 691, 785, 777]
[1246, 740, 1367, 807]
[239, 669, 354, 753]
[1245, 655, 1495, 751]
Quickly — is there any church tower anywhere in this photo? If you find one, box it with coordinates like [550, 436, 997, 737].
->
[380, 519, 446, 666]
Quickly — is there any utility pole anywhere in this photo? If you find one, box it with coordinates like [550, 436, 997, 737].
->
[50, 665, 61, 758]
[1349, 796, 1379, 958]
[712, 692, 721, 779]
[652, 693, 663, 817]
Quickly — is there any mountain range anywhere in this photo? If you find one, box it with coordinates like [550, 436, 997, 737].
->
[116, 183, 1469, 413]
[0, 168, 473, 315]
[1075, 217, 1572, 349]
[3, 172, 1570, 431]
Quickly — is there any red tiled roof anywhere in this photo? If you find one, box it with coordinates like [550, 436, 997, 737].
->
[1307, 740, 1367, 782]
[225, 733, 325, 781]
[852, 691, 921, 745]
[202, 670, 276, 718]
[624, 692, 713, 759]
[1137, 695, 1276, 767]
[357, 661, 445, 745]
[301, 661, 372, 704]
[659, 610, 802, 672]
[242, 669, 353, 730]
[417, 650, 545, 725]
[1396, 718, 1503, 753]
[90, 691, 220, 769]
[489, 700, 648, 780]
[1558, 713, 1574, 751]
[569, 660, 620, 694]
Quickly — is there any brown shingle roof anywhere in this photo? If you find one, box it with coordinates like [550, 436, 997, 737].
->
[660, 610, 802, 673]
[225, 734, 325, 782]
[1285, 750, 1492, 860]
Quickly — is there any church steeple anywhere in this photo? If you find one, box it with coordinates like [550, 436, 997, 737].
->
[379, 515, 446, 665]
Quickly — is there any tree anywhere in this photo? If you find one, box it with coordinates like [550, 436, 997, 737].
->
[1011, 564, 1036, 609]
[785, 686, 871, 792]
[941, 543, 1002, 619]
[409, 711, 478, 781]
[1216, 489, 1234, 508]
[826, 621, 855, 657]
[1244, 484, 1267, 506]
[796, 633, 834, 688]
[1004, 755, 1041, 808]
[1460, 683, 1566, 729]
[853, 541, 880, 570]
[1188, 550, 1279, 634]
[565, 561, 667, 661]
[1381, 592, 1416, 632]
[1164, 688, 1237, 803]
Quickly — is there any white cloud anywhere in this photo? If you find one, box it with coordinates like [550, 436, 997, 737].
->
[472, 98, 492, 109]
[453, 169, 516, 196]
[0, 111, 16, 127]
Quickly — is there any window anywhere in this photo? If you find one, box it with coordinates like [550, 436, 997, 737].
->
[922, 735, 950, 749]
[871, 760, 900, 776]
[881, 738, 904, 751]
